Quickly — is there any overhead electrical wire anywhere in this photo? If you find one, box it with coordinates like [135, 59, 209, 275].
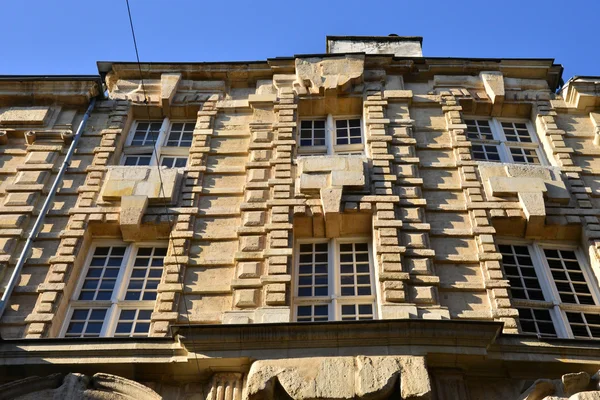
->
[124, 0, 202, 375]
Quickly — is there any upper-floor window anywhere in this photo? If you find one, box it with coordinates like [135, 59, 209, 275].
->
[499, 241, 600, 339]
[121, 119, 194, 168]
[298, 115, 364, 156]
[293, 238, 376, 322]
[61, 242, 166, 338]
[465, 118, 546, 165]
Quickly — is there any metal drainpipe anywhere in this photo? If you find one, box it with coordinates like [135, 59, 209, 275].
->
[0, 97, 97, 318]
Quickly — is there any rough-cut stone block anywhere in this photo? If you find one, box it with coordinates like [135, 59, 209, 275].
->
[237, 262, 260, 278]
[243, 211, 264, 227]
[234, 289, 258, 308]
[0, 107, 50, 126]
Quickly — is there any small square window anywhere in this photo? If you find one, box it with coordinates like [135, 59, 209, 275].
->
[517, 308, 557, 338]
[114, 309, 153, 337]
[299, 120, 326, 147]
[165, 122, 195, 147]
[160, 156, 188, 168]
[335, 119, 362, 146]
[464, 118, 544, 165]
[131, 122, 162, 146]
[296, 304, 329, 322]
[65, 308, 108, 338]
[124, 156, 152, 166]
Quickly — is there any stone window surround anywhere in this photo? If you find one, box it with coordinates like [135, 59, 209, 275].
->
[120, 117, 194, 168]
[297, 114, 365, 156]
[464, 116, 549, 165]
[500, 238, 600, 339]
[59, 240, 167, 338]
[292, 236, 377, 322]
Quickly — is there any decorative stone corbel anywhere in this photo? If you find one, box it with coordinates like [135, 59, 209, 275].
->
[61, 129, 73, 144]
[24, 130, 36, 145]
[161, 73, 182, 115]
[100, 166, 180, 240]
[119, 195, 149, 241]
[320, 187, 343, 238]
[294, 55, 365, 95]
[480, 71, 505, 115]
[296, 156, 366, 237]
[479, 164, 570, 237]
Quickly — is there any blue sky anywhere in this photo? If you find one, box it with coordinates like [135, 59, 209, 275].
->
[2, 0, 598, 84]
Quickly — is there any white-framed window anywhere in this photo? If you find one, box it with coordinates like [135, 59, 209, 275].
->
[293, 238, 376, 322]
[499, 240, 600, 339]
[61, 242, 167, 338]
[298, 115, 364, 156]
[464, 118, 547, 165]
[159, 156, 188, 168]
[120, 119, 193, 167]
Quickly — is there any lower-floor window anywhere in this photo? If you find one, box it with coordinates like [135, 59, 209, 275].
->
[499, 241, 600, 340]
[293, 238, 376, 322]
[62, 243, 166, 338]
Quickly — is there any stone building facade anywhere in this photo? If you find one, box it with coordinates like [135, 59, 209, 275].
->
[0, 36, 600, 399]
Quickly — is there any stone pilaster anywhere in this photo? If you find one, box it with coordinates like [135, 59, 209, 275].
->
[206, 372, 243, 400]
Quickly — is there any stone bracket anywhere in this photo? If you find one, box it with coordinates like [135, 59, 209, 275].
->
[161, 73, 182, 114]
[297, 156, 366, 237]
[120, 195, 149, 241]
[294, 55, 365, 95]
[479, 163, 569, 236]
[480, 71, 505, 115]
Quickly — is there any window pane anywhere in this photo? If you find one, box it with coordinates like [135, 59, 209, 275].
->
[296, 304, 329, 322]
[340, 303, 374, 321]
[125, 247, 167, 301]
[166, 122, 195, 147]
[297, 242, 329, 297]
[114, 308, 153, 337]
[299, 120, 327, 149]
[464, 119, 494, 140]
[133, 121, 162, 146]
[339, 242, 371, 297]
[499, 244, 544, 301]
[517, 307, 556, 338]
[335, 118, 362, 146]
[543, 249, 594, 305]
[566, 312, 600, 339]
[509, 147, 540, 165]
[65, 308, 108, 338]
[79, 246, 126, 301]
[502, 121, 533, 143]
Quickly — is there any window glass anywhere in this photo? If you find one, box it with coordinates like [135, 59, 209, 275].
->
[464, 118, 543, 165]
[295, 240, 374, 322]
[132, 122, 162, 146]
[500, 242, 598, 339]
[64, 243, 166, 338]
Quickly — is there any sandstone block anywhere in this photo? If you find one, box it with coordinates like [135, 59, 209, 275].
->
[234, 289, 258, 308]
[237, 262, 260, 278]
[0, 106, 50, 126]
